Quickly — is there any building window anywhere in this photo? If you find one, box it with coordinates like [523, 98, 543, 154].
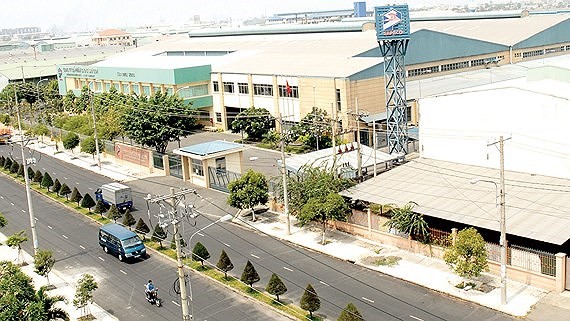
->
[143, 85, 151, 96]
[216, 112, 222, 123]
[253, 84, 273, 96]
[153, 86, 162, 94]
[336, 89, 341, 112]
[238, 82, 249, 94]
[105, 83, 111, 92]
[166, 87, 173, 95]
[522, 49, 544, 58]
[132, 84, 140, 95]
[177, 84, 208, 98]
[113, 83, 120, 91]
[122, 84, 130, 94]
[223, 82, 234, 93]
[215, 157, 226, 174]
[191, 158, 204, 176]
[213, 81, 219, 92]
[440, 61, 469, 72]
[278, 84, 299, 98]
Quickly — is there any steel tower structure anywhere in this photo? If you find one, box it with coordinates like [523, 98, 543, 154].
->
[375, 5, 411, 155]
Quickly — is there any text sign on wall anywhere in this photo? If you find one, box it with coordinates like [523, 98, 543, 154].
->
[375, 5, 410, 41]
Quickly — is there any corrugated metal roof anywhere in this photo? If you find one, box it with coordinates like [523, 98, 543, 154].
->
[411, 14, 570, 46]
[341, 158, 570, 245]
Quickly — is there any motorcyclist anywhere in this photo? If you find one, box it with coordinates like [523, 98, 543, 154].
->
[145, 280, 156, 299]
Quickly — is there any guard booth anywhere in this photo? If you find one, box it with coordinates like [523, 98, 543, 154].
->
[173, 140, 245, 191]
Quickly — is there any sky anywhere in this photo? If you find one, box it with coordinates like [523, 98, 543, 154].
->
[2, 0, 477, 33]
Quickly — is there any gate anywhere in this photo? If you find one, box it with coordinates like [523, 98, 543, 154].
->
[168, 154, 183, 179]
[208, 167, 240, 193]
[566, 257, 570, 290]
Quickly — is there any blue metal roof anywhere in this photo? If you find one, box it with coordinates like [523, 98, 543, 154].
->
[100, 223, 137, 240]
[179, 140, 242, 156]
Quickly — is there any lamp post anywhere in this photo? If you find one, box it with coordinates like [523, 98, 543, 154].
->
[36, 78, 50, 125]
[470, 178, 507, 305]
[14, 85, 39, 255]
[187, 214, 233, 319]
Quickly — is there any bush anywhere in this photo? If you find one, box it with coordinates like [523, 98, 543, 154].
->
[191, 242, 210, 266]
[135, 218, 150, 239]
[9, 159, 19, 173]
[33, 170, 43, 183]
[62, 132, 80, 151]
[81, 193, 96, 212]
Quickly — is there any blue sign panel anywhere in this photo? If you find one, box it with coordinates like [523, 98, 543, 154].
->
[375, 5, 410, 41]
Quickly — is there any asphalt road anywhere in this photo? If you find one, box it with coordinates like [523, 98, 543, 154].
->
[1, 144, 516, 321]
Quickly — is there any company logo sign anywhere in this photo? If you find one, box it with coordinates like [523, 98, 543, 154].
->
[375, 5, 410, 41]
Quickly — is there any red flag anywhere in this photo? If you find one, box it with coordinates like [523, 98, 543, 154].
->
[286, 80, 292, 96]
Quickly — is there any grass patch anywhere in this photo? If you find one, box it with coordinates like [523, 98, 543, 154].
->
[373, 247, 383, 254]
[372, 256, 401, 267]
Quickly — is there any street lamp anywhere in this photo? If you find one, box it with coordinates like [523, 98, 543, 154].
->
[186, 214, 232, 319]
[470, 178, 507, 305]
[36, 78, 51, 125]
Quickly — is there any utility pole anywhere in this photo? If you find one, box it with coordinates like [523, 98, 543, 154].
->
[147, 188, 196, 320]
[373, 119, 377, 177]
[355, 98, 362, 179]
[498, 136, 507, 305]
[279, 114, 291, 235]
[15, 86, 39, 255]
[487, 135, 509, 305]
[330, 103, 337, 171]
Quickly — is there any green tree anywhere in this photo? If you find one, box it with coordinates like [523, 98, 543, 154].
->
[169, 234, 186, 250]
[0, 212, 7, 228]
[216, 250, 234, 279]
[41, 172, 54, 191]
[122, 209, 136, 230]
[444, 227, 489, 281]
[291, 107, 332, 150]
[192, 241, 210, 266]
[26, 287, 69, 321]
[135, 218, 150, 240]
[51, 179, 61, 194]
[9, 159, 18, 174]
[266, 273, 287, 302]
[338, 303, 364, 321]
[27, 166, 35, 180]
[62, 90, 76, 113]
[106, 204, 121, 223]
[34, 249, 55, 287]
[17, 164, 24, 177]
[30, 123, 50, 141]
[227, 169, 269, 221]
[70, 187, 83, 206]
[300, 283, 320, 318]
[33, 170, 43, 184]
[151, 224, 167, 248]
[93, 200, 106, 217]
[3, 157, 12, 170]
[384, 202, 429, 242]
[73, 274, 98, 318]
[59, 183, 72, 200]
[298, 192, 349, 245]
[80, 136, 97, 158]
[7, 230, 28, 265]
[0, 261, 36, 320]
[0, 155, 5, 167]
[62, 132, 80, 152]
[81, 193, 96, 212]
[230, 107, 275, 141]
[240, 260, 260, 289]
[121, 92, 202, 153]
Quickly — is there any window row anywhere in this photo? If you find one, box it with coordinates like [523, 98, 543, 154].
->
[212, 81, 299, 98]
[78, 81, 181, 97]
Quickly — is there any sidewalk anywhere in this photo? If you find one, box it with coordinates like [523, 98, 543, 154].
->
[24, 138, 570, 319]
[0, 233, 118, 321]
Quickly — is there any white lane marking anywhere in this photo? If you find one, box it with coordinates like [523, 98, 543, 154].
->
[62, 234, 68, 239]
[10, 202, 14, 206]
[283, 266, 293, 272]
[250, 254, 260, 259]
[88, 187, 93, 191]
[409, 316, 424, 321]
[0, 196, 3, 199]
[34, 217, 37, 221]
[48, 225, 53, 229]
[120, 269, 127, 275]
[98, 256, 105, 261]
[319, 281, 329, 286]
[63, 177, 68, 180]
[21, 209, 26, 213]
[76, 182, 80, 185]
[172, 301, 181, 307]
[361, 297, 375, 303]
[197, 232, 204, 237]
[79, 245, 85, 250]
[223, 242, 231, 247]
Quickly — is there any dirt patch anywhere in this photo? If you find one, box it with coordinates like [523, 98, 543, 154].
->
[362, 255, 402, 267]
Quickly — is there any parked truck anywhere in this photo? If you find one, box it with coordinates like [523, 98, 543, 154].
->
[95, 182, 133, 211]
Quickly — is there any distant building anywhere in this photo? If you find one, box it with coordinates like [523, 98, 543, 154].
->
[92, 29, 133, 47]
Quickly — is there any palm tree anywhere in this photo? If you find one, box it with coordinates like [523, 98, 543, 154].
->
[31, 286, 70, 321]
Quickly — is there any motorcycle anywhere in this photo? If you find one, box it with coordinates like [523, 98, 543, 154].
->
[145, 288, 162, 307]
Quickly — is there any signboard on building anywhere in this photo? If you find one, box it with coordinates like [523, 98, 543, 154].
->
[374, 5, 410, 41]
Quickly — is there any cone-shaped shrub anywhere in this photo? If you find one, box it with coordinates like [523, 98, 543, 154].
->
[300, 284, 320, 318]
[106, 204, 121, 223]
[192, 242, 210, 266]
[81, 193, 96, 212]
[9, 159, 18, 173]
[240, 260, 260, 289]
[33, 170, 43, 183]
[266, 273, 287, 302]
[41, 172, 54, 190]
[3, 157, 12, 170]
[52, 179, 61, 194]
[59, 183, 71, 200]
[122, 209, 136, 230]
[216, 250, 234, 279]
[70, 187, 83, 206]
[338, 303, 364, 321]
[151, 224, 167, 248]
[135, 218, 150, 240]
[17, 164, 24, 177]
[27, 166, 34, 180]
[93, 200, 106, 217]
